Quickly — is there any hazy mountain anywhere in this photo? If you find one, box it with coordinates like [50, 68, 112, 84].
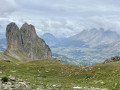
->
[0, 25, 2, 29]
[0, 25, 5, 39]
[41, 33, 89, 48]
[40, 33, 58, 47]
[1, 27, 120, 65]
[70, 28, 120, 47]
[50, 28, 120, 65]
[0, 38, 6, 52]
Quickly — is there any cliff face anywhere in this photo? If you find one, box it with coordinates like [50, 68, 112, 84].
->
[6, 22, 52, 60]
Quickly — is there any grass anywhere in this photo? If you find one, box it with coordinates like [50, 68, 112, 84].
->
[0, 54, 120, 89]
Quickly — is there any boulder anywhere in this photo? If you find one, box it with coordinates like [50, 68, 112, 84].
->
[9, 75, 16, 81]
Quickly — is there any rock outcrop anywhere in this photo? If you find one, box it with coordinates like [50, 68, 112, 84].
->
[104, 56, 120, 63]
[5, 22, 52, 60]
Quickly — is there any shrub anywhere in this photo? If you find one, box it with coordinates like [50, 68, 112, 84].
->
[1, 76, 8, 82]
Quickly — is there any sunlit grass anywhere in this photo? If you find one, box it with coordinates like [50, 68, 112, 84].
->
[0, 55, 120, 89]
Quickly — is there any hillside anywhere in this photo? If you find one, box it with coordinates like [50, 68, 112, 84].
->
[0, 54, 120, 89]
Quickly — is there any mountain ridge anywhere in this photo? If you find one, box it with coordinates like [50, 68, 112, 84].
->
[70, 28, 120, 47]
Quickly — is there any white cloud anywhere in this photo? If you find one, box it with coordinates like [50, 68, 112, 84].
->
[1, 0, 120, 38]
[0, 0, 17, 16]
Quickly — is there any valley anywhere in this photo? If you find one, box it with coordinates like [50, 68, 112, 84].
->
[40, 29, 120, 65]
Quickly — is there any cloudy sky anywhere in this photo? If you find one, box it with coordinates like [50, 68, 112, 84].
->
[1, 0, 120, 38]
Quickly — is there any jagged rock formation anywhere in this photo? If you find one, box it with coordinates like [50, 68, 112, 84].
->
[5, 22, 52, 60]
[104, 56, 120, 63]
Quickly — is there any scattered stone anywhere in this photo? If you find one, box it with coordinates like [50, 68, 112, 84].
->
[3, 59, 10, 62]
[9, 75, 16, 81]
[14, 84, 20, 89]
[73, 86, 108, 90]
[10, 70, 16, 73]
[73, 86, 82, 90]
[37, 85, 45, 90]
[46, 71, 49, 73]
[17, 78, 23, 82]
[52, 84, 57, 87]
[7, 82, 12, 85]
[18, 82, 26, 87]
[0, 75, 32, 90]
[100, 82, 105, 85]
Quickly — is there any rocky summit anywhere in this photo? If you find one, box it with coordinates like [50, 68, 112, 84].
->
[5, 22, 52, 60]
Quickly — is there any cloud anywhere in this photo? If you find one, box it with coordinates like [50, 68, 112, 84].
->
[1, 0, 120, 38]
[15, 0, 120, 18]
[0, 0, 17, 16]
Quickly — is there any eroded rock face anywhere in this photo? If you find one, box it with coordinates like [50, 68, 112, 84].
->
[6, 22, 52, 60]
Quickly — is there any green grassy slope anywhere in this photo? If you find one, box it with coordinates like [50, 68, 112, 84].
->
[0, 55, 120, 89]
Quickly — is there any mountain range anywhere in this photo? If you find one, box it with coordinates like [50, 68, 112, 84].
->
[0, 23, 120, 90]
[1, 27, 120, 65]
[40, 28, 120, 65]
[70, 28, 120, 47]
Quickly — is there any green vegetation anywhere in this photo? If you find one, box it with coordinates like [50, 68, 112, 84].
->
[1, 76, 8, 82]
[52, 47, 120, 65]
[0, 55, 120, 89]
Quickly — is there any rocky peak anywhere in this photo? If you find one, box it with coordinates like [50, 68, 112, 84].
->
[20, 23, 36, 33]
[5, 22, 52, 60]
[6, 23, 20, 51]
[6, 22, 19, 34]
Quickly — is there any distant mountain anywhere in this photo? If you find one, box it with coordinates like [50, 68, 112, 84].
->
[0, 25, 2, 29]
[40, 33, 58, 47]
[0, 33, 5, 39]
[0, 25, 5, 38]
[41, 33, 89, 48]
[51, 28, 120, 65]
[70, 28, 120, 47]
[2, 26, 120, 65]
[0, 38, 6, 52]
[53, 38, 89, 48]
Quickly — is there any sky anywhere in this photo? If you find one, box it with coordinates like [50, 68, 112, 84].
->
[1, 0, 120, 38]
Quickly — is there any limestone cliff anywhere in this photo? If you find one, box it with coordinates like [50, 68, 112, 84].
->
[5, 22, 52, 60]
